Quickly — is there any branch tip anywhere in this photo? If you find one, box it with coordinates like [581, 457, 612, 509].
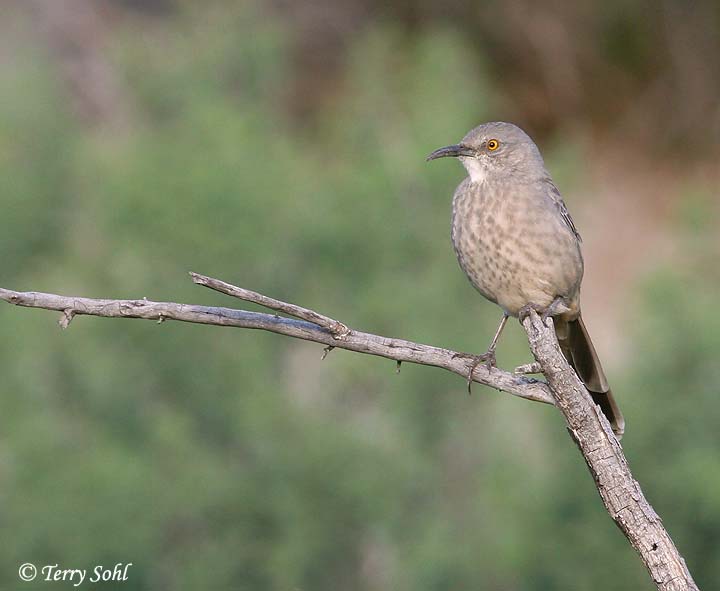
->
[189, 271, 206, 285]
[514, 362, 542, 375]
[192, 272, 352, 337]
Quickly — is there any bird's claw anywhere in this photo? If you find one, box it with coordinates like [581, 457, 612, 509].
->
[518, 303, 540, 323]
[452, 350, 497, 394]
[520, 297, 565, 324]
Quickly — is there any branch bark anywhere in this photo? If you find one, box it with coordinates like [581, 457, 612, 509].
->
[0, 274, 699, 590]
[0, 277, 552, 405]
[522, 311, 699, 591]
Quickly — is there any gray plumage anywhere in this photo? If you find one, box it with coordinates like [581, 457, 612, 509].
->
[428, 121, 624, 437]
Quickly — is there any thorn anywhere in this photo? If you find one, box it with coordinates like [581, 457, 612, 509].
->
[321, 345, 334, 360]
[157, 314, 165, 324]
[396, 360, 402, 374]
[58, 309, 75, 330]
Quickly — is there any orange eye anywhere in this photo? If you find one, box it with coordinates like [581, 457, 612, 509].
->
[487, 139, 500, 151]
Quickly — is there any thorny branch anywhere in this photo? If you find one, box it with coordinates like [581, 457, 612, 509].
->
[0, 273, 699, 590]
[0, 274, 553, 405]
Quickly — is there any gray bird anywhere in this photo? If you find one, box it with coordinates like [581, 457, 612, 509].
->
[427, 121, 624, 437]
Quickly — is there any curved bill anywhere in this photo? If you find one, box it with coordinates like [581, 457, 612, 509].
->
[426, 144, 476, 161]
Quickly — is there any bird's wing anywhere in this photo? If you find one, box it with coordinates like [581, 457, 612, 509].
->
[546, 178, 581, 242]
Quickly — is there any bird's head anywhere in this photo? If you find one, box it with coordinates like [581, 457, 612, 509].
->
[426, 121, 546, 184]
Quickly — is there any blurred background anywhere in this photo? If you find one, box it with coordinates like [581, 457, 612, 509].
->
[1, 0, 719, 589]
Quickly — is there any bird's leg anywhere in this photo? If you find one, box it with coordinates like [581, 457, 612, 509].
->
[485, 312, 510, 360]
[453, 313, 509, 394]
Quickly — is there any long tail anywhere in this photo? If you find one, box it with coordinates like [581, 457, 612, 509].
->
[555, 315, 625, 438]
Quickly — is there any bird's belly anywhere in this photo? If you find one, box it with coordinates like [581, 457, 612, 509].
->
[452, 215, 581, 317]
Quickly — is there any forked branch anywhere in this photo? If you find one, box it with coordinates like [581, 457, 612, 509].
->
[0, 274, 552, 405]
[0, 273, 699, 590]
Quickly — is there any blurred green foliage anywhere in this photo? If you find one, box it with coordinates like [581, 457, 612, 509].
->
[0, 3, 718, 590]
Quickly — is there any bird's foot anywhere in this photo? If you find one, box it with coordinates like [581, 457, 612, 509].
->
[452, 349, 497, 395]
[518, 298, 565, 325]
[540, 296, 567, 323]
[518, 302, 542, 323]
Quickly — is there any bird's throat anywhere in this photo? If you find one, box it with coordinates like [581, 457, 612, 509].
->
[460, 157, 488, 184]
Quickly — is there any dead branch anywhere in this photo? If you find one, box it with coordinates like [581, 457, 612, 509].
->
[190, 272, 351, 338]
[0, 274, 699, 590]
[0, 276, 553, 405]
[522, 311, 699, 591]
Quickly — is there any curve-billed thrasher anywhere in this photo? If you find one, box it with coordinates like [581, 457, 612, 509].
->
[427, 121, 624, 437]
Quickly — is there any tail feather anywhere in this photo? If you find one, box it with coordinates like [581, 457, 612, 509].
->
[556, 315, 625, 438]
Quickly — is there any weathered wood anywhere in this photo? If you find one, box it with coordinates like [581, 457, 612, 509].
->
[522, 311, 698, 591]
[0, 275, 699, 590]
[190, 272, 351, 337]
[0, 284, 552, 405]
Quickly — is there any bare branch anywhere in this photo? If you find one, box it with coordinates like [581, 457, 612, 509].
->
[522, 310, 699, 591]
[0, 275, 700, 590]
[190, 272, 351, 338]
[0, 280, 553, 406]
